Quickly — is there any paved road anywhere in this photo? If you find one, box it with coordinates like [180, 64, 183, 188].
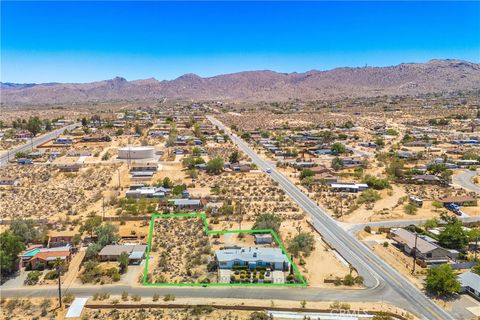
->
[208, 116, 454, 320]
[0, 283, 398, 306]
[343, 216, 480, 234]
[0, 123, 80, 166]
[452, 170, 480, 194]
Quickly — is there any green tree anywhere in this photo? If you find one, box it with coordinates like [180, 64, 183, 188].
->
[403, 203, 418, 215]
[289, 233, 315, 256]
[424, 264, 460, 296]
[118, 252, 129, 274]
[240, 132, 251, 141]
[182, 156, 196, 169]
[386, 158, 405, 178]
[161, 177, 174, 189]
[424, 218, 439, 230]
[80, 215, 102, 239]
[472, 262, 480, 275]
[357, 190, 382, 204]
[0, 231, 26, 276]
[81, 118, 88, 126]
[134, 124, 143, 135]
[10, 219, 46, 244]
[229, 150, 240, 164]
[331, 157, 344, 171]
[438, 219, 468, 250]
[299, 169, 314, 180]
[362, 175, 390, 190]
[252, 213, 282, 234]
[386, 128, 399, 136]
[26, 117, 42, 136]
[330, 142, 346, 155]
[191, 147, 202, 157]
[44, 120, 52, 131]
[206, 157, 224, 174]
[96, 223, 119, 247]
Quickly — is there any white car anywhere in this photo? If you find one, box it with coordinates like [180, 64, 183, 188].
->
[265, 168, 272, 173]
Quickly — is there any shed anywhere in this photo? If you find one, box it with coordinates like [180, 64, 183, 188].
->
[255, 234, 273, 244]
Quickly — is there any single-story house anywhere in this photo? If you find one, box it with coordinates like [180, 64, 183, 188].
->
[0, 177, 19, 186]
[15, 130, 33, 139]
[17, 158, 33, 165]
[126, 186, 168, 198]
[215, 247, 290, 271]
[439, 196, 477, 206]
[58, 164, 81, 172]
[80, 135, 111, 142]
[310, 166, 331, 175]
[98, 244, 147, 263]
[458, 271, 480, 300]
[130, 171, 154, 179]
[292, 161, 316, 169]
[329, 182, 368, 193]
[29, 250, 72, 269]
[390, 228, 450, 266]
[20, 245, 73, 269]
[28, 151, 44, 159]
[169, 199, 202, 210]
[254, 234, 273, 244]
[48, 230, 77, 248]
[130, 162, 158, 172]
[55, 137, 74, 145]
[411, 174, 441, 184]
[313, 172, 339, 184]
[341, 158, 364, 167]
[457, 159, 479, 167]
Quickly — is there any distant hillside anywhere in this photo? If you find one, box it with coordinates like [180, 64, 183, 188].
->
[2, 59, 480, 105]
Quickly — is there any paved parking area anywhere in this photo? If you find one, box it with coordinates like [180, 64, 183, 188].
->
[451, 295, 480, 319]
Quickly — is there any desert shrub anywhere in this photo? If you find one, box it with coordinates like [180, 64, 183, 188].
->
[163, 294, 175, 301]
[44, 270, 59, 280]
[288, 232, 315, 256]
[357, 190, 381, 204]
[25, 271, 42, 285]
[63, 293, 75, 304]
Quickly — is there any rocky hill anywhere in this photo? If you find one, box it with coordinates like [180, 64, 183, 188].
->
[2, 59, 479, 104]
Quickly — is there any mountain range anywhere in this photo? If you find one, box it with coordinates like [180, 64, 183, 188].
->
[2, 59, 480, 105]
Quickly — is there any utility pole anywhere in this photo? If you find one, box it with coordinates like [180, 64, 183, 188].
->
[475, 236, 479, 262]
[58, 267, 62, 308]
[54, 258, 64, 308]
[117, 169, 121, 189]
[412, 232, 418, 274]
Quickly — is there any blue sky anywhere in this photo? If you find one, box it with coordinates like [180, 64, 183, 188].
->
[1, 1, 479, 83]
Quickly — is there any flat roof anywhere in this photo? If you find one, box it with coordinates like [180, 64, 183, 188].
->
[65, 297, 89, 318]
[216, 247, 289, 264]
[169, 199, 201, 206]
[459, 271, 480, 293]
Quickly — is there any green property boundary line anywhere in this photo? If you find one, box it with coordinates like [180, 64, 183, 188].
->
[142, 213, 307, 287]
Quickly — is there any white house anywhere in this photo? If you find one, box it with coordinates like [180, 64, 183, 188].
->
[458, 271, 480, 300]
[215, 247, 290, 271]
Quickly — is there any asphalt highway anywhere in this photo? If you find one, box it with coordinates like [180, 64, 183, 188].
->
[0, 123, 80, 167]
[208, 116, 455, 320]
